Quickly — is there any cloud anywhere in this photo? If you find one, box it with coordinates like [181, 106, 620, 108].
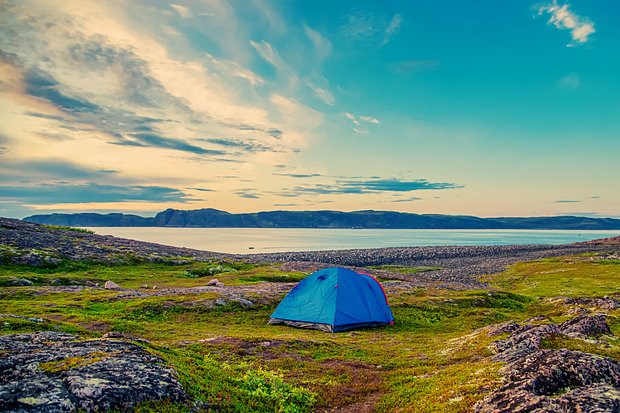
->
[234, 189, 260, 199]
[201, 137, 278, 153]
[0, 183, 190, 204]
[537, 1, 595, 45]
[275, 173, 322, 178]
[170, 4, 191, 18]
[359, 115, 380, 124]
[281, 178, 463, 196]
[344, 112, 381, 134]
[120, 133, 226, 155]
[340, 10, 402, 47]
[250, 39, 286, 71]
[392, 196, 422, 203]
[24, 69, 99, 113]
[307, 82, 335, 105]
[304, 25, 332, 61]
[392, 60, 441, 74]
[554, 199, 581, 203]
[0, 158, 117, 183]
[187, 187, 214, 192]
[380, 14, 402, 47]
[557, 73, 580, 89]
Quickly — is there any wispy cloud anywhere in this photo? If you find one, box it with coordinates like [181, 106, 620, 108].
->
[0, 158, 117, 183]
[380, 14, 402, 47]
[234, 188, 261, 199]
[307, 82, 335, 105]
[0, 183, 190, 204]
[304, 25, 332, 61]
[280, 177, 463, 196]
[537, 1, 595, 45]
[170, 4, 191, 19]
[343, 112, 381, 134]
[554, 199, 581, 203]
[122, 133, 226, 155]
[275, 173, 322, 178]
[340, 10, 402, 47]
[392, 196, 423, 203]
[250, 39, 286, 70]
[359, 115, 380, 124]
[201, 138, 278, 153]
[557, 73, 580, 89]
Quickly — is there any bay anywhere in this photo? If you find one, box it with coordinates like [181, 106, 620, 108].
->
[85, 228, 620, 254]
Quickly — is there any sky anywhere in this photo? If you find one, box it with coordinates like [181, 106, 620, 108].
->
[1, 0, 619, 219]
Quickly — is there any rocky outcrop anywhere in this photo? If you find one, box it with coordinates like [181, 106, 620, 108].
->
[0, 332, 186, 412]
[0, 217, 227, 267]
[476, 315, 619, 412]
[476, 350, 620, 412]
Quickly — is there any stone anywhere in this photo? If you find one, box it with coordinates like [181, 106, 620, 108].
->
[206, 279, 220, 286]
[475, 350, 620, 413]
[235, 298, 254, 308]
[11, 278, 34, 286]
[492, 324, 560, 362]
[103, 281, 120, 290]
[559, 314, 612, 338]
[477, 313, 620, 413]
[0, 332, 187, 412]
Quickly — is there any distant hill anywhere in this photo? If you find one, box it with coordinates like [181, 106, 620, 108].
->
[23, 209, 620, 230]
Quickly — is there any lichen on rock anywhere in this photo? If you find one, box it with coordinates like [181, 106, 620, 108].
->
[0, 332, 187, 412]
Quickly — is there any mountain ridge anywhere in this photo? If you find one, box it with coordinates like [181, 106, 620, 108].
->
[22, 208, 620, 230]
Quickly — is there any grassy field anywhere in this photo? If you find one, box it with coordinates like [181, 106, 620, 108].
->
[1, 254, 619, 412]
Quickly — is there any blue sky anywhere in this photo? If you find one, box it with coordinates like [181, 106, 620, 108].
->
[0, 0, 618, 218]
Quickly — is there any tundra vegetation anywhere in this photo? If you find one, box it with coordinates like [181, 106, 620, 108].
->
[1, 222, 619, 412]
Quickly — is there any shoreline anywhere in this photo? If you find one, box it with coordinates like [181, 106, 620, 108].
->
[2, 217, 618, 289]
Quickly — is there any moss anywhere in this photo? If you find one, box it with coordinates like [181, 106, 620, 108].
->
[40, 352, 111, 374]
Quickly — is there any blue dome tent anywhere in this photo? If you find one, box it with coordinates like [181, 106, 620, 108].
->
[268, 267, 394, 332]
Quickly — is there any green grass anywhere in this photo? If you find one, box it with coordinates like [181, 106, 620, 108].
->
[1, 254, 619, 412]
[42, 225, 95, 234]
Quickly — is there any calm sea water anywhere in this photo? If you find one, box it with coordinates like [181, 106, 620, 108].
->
[86, 227, 620, 254]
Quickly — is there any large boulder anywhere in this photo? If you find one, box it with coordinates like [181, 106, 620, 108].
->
[0, 332, 186, 412]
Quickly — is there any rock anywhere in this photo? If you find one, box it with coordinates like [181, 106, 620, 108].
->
[101, 332, 125, 339]
[11, 278, 33, 286]
[235, 298, 254, 308]
[475, 350, 620, 413]
[152, 284, 157, 289]
[0, 332, 186, 412]
[0, 314, 46, 323]
[103, 281, 120, 290]
[559, 314, 612, 338]
[562, 296, 620, 310]
[206, 279, 220, 286]
[141, 284, 148, 289]
[479, 321, 520, 337]
[492, 324, 560, 362]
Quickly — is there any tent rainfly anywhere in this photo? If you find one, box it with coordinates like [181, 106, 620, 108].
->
[268, 267, 394, 332]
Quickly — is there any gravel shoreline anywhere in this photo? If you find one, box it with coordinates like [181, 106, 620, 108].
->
[243, 243, 614, 287]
